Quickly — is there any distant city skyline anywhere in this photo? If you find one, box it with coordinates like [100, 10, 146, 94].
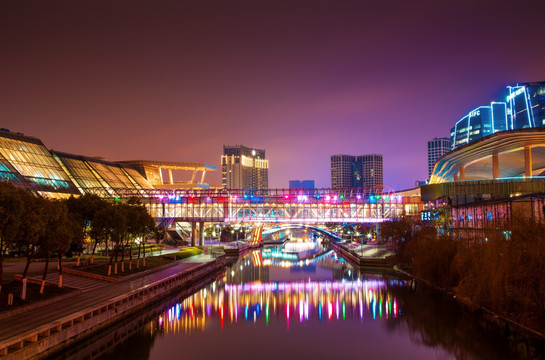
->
[1, 1, 544, 190]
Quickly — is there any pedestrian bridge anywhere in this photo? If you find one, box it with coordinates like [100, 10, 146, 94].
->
[115, 187, 405, 224]
[261, 224, 342, 241]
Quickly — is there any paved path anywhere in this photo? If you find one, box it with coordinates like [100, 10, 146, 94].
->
[34, 272, 107, 292]
[0, 256, 217, 342]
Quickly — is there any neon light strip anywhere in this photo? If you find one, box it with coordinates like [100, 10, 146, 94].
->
[224, 279, 396, 293]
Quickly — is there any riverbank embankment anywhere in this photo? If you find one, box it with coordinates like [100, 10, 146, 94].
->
[328, 240, 397, 268]
[0, 255, 226, 360]
[394, 265, 545, 359]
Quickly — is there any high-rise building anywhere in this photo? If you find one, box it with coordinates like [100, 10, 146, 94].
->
[221, 145, 268, 189]
[330, 155, 355, 189]
[427, 137, 452, 179]
[507, 81, 545, 129]
[357, 154, 383, 187]
[331, 154, 383, 188]
[451, 81, 545, 149]
[289, 180, 315, 189]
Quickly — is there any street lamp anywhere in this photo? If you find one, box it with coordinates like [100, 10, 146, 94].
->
[364, 233, 372, 256]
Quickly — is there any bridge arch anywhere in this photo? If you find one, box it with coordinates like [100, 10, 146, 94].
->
[261, 224, 343, 242]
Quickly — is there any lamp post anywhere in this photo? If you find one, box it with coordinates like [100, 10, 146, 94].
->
[364, 233, 372, 256]
[251, 149, 256, 190]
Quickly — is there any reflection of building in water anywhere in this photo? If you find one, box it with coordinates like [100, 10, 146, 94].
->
[155, 277, 409, 334]
[332, 267, 349, 281]
[226, 256, 270, 284]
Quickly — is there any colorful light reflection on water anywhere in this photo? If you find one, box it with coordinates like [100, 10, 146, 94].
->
[87, 239, 528, 360]
[154, 247, 409, 334]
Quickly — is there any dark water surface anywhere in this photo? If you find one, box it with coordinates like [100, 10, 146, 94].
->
[61, 238, 531, 360]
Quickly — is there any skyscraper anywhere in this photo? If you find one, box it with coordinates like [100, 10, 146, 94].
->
[221, 145, 268, 189]
[450, 81, 545, 149]
[330, 155, 355, 189]
[357, 154, 383, 187]
[331, 154, 383, 188]
[427, 137, 452, 179]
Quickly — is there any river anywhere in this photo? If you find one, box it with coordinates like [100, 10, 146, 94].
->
[57, 232, 533, 360]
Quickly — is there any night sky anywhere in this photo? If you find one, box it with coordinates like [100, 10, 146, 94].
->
[1, 0, 544, 190]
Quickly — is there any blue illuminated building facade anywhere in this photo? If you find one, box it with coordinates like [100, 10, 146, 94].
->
[289, 180, 315, 190]
[451, 81, 545, 149]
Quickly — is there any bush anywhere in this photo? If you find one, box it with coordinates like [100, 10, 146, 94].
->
[171, 247, 203, 260]
[399, 215, 545, 332]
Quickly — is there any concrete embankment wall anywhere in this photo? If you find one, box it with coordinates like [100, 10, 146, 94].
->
[328, 241, 397, 268]
[0, 259, 225, 360]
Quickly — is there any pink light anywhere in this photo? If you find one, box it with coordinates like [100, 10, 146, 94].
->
[325, 195, 331, 201]
[357, 195, 361, 199]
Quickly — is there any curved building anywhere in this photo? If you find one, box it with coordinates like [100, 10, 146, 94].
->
[430, 128, 545, 184]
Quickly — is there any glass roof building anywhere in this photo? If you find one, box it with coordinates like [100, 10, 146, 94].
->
[52, 152, 153, 197]
[0, 129, 154, 198]
[0, 131, 79, 198]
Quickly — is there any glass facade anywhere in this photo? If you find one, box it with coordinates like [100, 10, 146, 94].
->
[0, 132, 79, 195]
[55, 152, 153, 195]
[0, 130, 154, 198]
[451, 81, 545, 149]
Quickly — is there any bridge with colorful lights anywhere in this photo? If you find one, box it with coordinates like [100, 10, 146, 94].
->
[113, 187, 406, 224]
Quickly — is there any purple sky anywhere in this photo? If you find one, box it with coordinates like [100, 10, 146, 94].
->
[1, 0, 544, 189]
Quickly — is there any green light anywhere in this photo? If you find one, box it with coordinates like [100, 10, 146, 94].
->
[339, 194, 345, 199]
[388, 299, 392, 316]
[114, 197, 120, 202]
[379, 300, 382, 317]
[266, 303, 269, 325]
[342, 301, 346, 320]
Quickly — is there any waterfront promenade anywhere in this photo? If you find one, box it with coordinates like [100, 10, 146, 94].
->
[0, 254, 223, 359]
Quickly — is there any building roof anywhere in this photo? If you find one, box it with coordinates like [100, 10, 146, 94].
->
[430, 128, 545, 183]
[117, 160, 217, 171]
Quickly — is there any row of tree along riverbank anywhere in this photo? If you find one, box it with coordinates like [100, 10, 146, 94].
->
[0, 182, 157, 301]
[382, 216, 545, 335]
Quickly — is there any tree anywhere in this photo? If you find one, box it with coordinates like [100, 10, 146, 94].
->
[53, 202, 81, 288]
[38, 200, 64, 294]
[220, 226, 233, 243]
[126, 203, 156, 269]
[0, 182, 24, 294]
[67, 194, 108, 265]
[18, 192, 46, 299]
[381, 217, 414, 250]
[95, 204, 128, 276]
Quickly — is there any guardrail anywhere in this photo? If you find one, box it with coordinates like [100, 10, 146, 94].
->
[0, 259, 225, 359]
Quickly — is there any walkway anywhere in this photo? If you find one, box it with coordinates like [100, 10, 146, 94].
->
[0, 256, 218, 343]
[34, 272, 106, 292]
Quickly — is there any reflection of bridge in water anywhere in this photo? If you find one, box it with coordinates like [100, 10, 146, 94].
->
[114, 187, 405, 223]
[158, 275, 409, 332]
